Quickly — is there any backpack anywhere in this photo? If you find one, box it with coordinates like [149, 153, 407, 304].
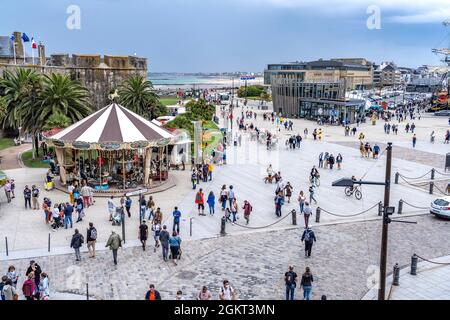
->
[309, 186, 314, 193]
[286, 271, 296, 285]
[90, 228, 97, 240]
[304, 230, 311, 242]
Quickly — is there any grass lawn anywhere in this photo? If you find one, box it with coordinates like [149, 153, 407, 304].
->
[202, 120, 219, 130]
[21, 148, 52, 168]
[0, 138, 15, 151]
[160, 98, 180, 106]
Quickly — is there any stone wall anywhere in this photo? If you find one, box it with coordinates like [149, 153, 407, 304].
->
[0, 54, 148, 109]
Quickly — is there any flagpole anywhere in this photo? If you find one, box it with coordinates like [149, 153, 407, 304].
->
[23, 44, 26, 64]
[32, 45, 35, 65]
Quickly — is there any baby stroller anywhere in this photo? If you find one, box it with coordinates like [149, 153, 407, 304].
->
[51, 217, 64, 230]
[112, 208, 122, 226]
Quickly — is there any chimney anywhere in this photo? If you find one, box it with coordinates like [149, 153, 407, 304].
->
[13, 31, 23, 58]
[38, 42, 46, 66]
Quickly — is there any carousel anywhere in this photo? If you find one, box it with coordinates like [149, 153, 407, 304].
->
[46, 102, 174, 192]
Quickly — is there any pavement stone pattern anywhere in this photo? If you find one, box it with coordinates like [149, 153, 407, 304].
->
[2, 214, 450, 300]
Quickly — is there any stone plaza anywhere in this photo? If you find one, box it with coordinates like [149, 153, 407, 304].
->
[1, 100, 450, 300]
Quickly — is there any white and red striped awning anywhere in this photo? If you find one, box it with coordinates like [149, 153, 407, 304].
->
[47, 103, 173, 149]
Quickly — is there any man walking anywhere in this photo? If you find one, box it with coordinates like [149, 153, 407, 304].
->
[308, 185, 317, 205]
[31, 185, 40, 210]
[64, 202, 74, 229]
[285, 265, 298, 300]
[4, 180, 12, 203]
[195, 189, 205, 216]
[159, 225, 170, 261]
[70, 229, 84, 262]
[172, 207, 181, 233]
[303, 202, 313, 228]
[139, 220, 148, 251]
[105, 231, 122, 265]
[274, 191, 284, 217]
[301, 227, 317, 258]
[86, 222, 97, 258]
[24, 185, 32, 209]
[228, 185, 235, 208]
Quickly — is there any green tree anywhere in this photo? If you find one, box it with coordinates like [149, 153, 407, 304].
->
[0, 96, 6, 125]
[237, 85, 265, 98]
[0, 68, 41, 130]
[118, 75, 165, 119]
[43, 113, 72, 130]
[33, 73, 91, 128]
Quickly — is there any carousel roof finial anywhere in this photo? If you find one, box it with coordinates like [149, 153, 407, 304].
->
[108, 89, 120, 103]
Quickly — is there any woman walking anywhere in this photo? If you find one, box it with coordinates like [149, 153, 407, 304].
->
[242, 200, 252, 225]
[336, 154, 343, 170]
[39, 273, 49, 300]
[169, 232, 182, 266]
[207, 191, 215, 215]
[230, 198, 239, 223]
[22, 273, 36, 301]
[298, 191, 306, 213]
[6, 265, 19, 288]
[219, 185, 228, 211]
[284, 182, 293, 203]
[301, 267, 314, 300]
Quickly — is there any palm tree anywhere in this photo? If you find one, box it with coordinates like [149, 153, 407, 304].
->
[34, 73, 92, 128]
[118, 75, 161, 119]
[0, 96, 6, 125]
[0, 68, 41, 130]
[43, 113, 71, 130]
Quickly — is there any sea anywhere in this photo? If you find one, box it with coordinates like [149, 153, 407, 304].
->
[149, 73, 263, 90]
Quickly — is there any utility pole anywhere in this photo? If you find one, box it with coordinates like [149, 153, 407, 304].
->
[378, 142, 392, 300]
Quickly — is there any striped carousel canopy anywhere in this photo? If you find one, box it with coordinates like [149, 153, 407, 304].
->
[47, 103, 174, 149]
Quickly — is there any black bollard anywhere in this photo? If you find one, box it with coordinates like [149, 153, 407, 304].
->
[398, 199, 403, 214]
[5, 236, 8, 256]
[220, 216, 226, 236]
[315, 207, 321, 223]
[86, 283, 89, 300]
[378, 202, 383, 216]
[411, 254, 418, 275]
[395, 172, 399, 184]
[48, 233, 51, 252]
[393, 263, 400, 286]
[429, 182, 434, 195]
[291, 210, 297, 225]
[121, 210, 126, 244]
[431, 169, 435, 180]
[190, 218, 193, 237]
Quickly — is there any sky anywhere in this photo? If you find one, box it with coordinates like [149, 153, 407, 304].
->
[1, 0, 450, 72]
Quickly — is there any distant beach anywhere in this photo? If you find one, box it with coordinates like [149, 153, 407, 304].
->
[149, 73, 264, 90]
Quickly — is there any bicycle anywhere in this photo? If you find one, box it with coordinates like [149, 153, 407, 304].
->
[309, 175, 321, 187]
[345, 186, 362, 200]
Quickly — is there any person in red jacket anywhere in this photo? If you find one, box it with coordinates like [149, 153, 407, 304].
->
[242, 200, 253, 225]
[22, 272, 36, 300]
[195, 189, 205, 216]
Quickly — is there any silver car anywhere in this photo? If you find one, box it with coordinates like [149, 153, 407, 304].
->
[430, 197, 450, 219]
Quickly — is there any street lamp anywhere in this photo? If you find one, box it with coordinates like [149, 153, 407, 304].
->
[331, 143, 416, 300]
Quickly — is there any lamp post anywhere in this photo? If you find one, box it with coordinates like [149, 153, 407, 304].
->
[332, 143, 416, 300]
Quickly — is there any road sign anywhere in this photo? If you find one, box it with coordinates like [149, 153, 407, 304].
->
[126, 188, 148, 197]
[240, 76, 256, 81]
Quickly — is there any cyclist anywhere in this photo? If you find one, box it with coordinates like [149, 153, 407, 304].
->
[349, 175, 357, 192]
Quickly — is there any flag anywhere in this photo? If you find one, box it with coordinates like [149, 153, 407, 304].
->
[31, 38, 37, 49]
[10, 34, 15, 41]
[21, 33, 30, 42]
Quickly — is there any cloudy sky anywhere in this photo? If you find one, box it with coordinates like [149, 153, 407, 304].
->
[1, 0, 449, 72]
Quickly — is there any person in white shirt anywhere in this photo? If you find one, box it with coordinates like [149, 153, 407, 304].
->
[107, 196, 115, 221]
[219, 280, 236, 300]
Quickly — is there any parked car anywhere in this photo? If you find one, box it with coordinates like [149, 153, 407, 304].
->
[434, 110, 450, 116]
[430, 196, 450, 219]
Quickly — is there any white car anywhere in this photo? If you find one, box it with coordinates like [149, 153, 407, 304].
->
[430, 196, 450, 219]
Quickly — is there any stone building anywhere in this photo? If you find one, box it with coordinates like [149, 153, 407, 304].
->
[0, 31, 148, 109]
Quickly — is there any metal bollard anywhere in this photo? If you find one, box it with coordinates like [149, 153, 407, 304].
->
[121, 211, 126, 244]
[431, 168, 435, 180]
[393, 263, 400, 286]
[315, 207, 321, 223]
[48, 233, 51, 252]
[5, 236, 8, 256]
[220, 216, 226, 236]
[395, 172, 399, 184]
[378, 202, 383, 216]
[429, 182, 434, 195]
[410, 254, 418, 275]
[86, 283, 89, 300]
[190, 218, 193, 237]
[291, 210, 297, 225]
[398, 199, 403, 214]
